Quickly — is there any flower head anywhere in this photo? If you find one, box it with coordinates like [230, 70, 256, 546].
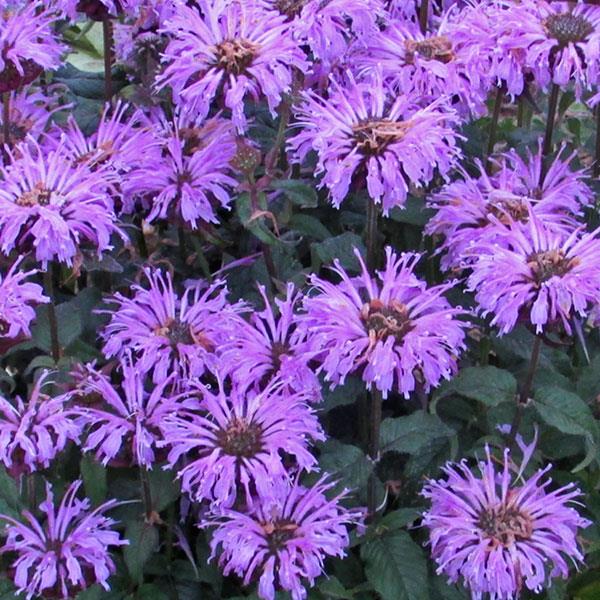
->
[0, 372, 80, 477]
[0, 2, 65, 93]
[157, 0, 308, 131]
[125, 110, 238, 226]
[0, 140, 123, 266]
[0, 480, 127, 600]
[422, 445, 590, 600]
[160, 373, 324, 508]
[207, 475, 364, 600]
[101, 267, 246, 384]
[74, 356, 195, 467]
[466, 213, 600, 335]
[302, 247, 468, 399]
[0, 256, 48, 340]
[220, 283, 321, 401]
[427, 144, 593, 270]
[289, 71, 461, 215]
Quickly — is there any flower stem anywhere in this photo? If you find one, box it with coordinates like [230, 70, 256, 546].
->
[517, 95, 525, 128]
[485, 86, 505, 169]
[366, 200, 379, 272]
[508, 335, 542, 449]
[102, 17, 114, 105]
[540, 83, 560, 185]
[2, 92, 10, 152]
[419, 0, 429, 34]
[139, 467, 154, 521]
[43, 264, 61, 364]
[593, 103, 600, 179]
[367, 388, 382, 520]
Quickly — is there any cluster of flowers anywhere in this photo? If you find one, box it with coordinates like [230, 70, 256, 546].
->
[0, 0, 596, 599]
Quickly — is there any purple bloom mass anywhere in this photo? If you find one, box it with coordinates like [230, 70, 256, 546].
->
[422, 446, 590, 599]
[289, 72, 461, 215]
[158, 0, 308, 131]
[0, 480, 127, 600]
[303, 247, 468, 399]
[0, 141, 123, 266]
[0, 372, 79, 477]
[208, 475, 364, 600]
[466, 214, 600, 335]
[0, 256, 48, 340]
[160, 373, 324, 508]
[101, 268, 245, 384]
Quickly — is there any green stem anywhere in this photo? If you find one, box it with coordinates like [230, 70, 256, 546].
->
[2, 92, 10, 151]
[366, 200, 379, 272]
[517, 95, 525, 128]
[419, 0, 429, 34]
[485, 86, 505, 168]
[540, 83, 560, 185]
[367, 388, 383, 520]
[265, 100, 291, 175]
[43, 265, 60, 363]
[508, 335, 542, 449]
[139, 467, 153, 521]
[594, 103, 600, 179]
[178, 225, 187, 265]
[102, 17, 114, 105]
[135, 215, 148, 259]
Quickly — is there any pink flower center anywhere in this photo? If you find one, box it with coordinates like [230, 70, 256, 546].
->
[214, 39, 259, 76]
[527, 249, 577, 284]
[405, 36, 455, 64]
[353, 120, 411, 156]
[543, 12, 594, 47]
[361, 299, 414, 343]
[217, 417, 264, 457]
[478, 505, 533, 548]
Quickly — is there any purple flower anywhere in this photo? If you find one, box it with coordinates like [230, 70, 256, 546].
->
[498, 0, 600, 99]
[100, 267, 246, 384]
[0, 140, 124, 266]
[125, 110, 238, 227]
[207, 475, 364, 600]
[302, 247, 468, 399]
[426, 144, 593, 270]
[466, 213, 600, 335]
[0, 480, 127, 600]
[0, 372, 80, 477]
[352, 10, 493, 116]
[289, 71, 461, 215]
[220, 283, 321, 402]
[0, 2, 65, 93]
[157, 0, 308, 132]
[422, 445, 590, 600]
[0, 256, 48, 340]
[159, 373, 324, 508]
[74, 356, 195, 468]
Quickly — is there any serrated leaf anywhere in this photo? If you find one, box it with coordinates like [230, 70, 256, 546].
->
[317, 576, 354, 599]
[271, 179, 318, 208]
[380, 412, 453, 455]
[433, 366, 517, 407]
[31, 301, 83, 355]
[362, 508, 422, 543]
[312, 233, 366, 273]
[318, 440, 372, 494]
[389, 196, 433, 226]
[322, 376, 365, 412]
[361, 530, 429, 600]
[123, 520, 159, 583]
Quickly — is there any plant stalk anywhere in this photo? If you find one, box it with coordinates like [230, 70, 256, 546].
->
[367, 388, 383, 520]
[419, 0, 429, 34]
[540, 83, 560, 185]
[366, 200, 379, 272]
[43, 265, 61, 363]
[139, 467, 154, 521]
[594, 103, 600, 179]
[102, 17, 114, 105]
[485, 86, 505, 169]
[2, 92, 10, 151]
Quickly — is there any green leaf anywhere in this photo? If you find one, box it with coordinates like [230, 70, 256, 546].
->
[83, 254, 124, 273]
[317, 576, 354, 599]
[81, 455, 107, 506]
[389, 196, 434, 226]
[322, 376, 365, 412]
[312, 232, 366, 273]
[271, 179, 318, 208]
[289, 214, 332, 241]
[433, 366, 517, 408]
[361, 508, 423, 543]
[0, 466, 21, 519]
[318, 440, 372, 494]
[31, 301, 83, 355]
[380, 412, 453, 455]
[361, 530, 429, 600]
[129, 584, 169, 600]
[147, 468, 180, 512]
[236, 193, 280, 246]
[123, 520, 159, 583]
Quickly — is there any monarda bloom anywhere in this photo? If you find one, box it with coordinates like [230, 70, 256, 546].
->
[159, 373, 324, 508]
[220, 283, 321, 401]
[302, 247, 468, 399]
[0, 480, 127, 600]
[100, 268, 246, 384]
[422, 446, 590, 600]
[0, 372, 80, 477]
[207, 475, 364, 600]
[352, 9, 493, 117]
[0, 256, 48, 341]
[0, 2, 65, 93]
[426, 145, 593, 270]
[466, 213, 600, 335]
[157, 0, 308, 131]
[498, 0, 600, 98]
[0, 141, 123, 266]
[289, 71, 461, 215]
[124, 110, 238, 227]
[74, 356, 195, 467]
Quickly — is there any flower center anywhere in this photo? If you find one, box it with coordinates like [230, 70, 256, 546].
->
[485, 198, 530, 225]
[478, 504, 533, 548]
[216, 417, 264, 457]
[271, 341, 289, 371]
[405, 36, 455, 64]
[0, 317, 8, 335]
[214, 39, 258, 75]
[155, 318, 216, 351]
[275, 0, 307, 19]
[15, 185, 53, 207]
[543, 12, 594, 47]
[262, 519, 299, 552]
[353, 120, 411, 156]
[527, 249, 577, 284]
[361, 299, 414, 343]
